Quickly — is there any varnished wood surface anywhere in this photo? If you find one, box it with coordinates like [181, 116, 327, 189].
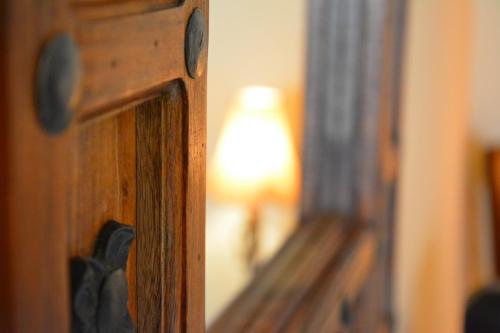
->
[135, 81, 187, 332]
[76, 6, 185, 117]
[1, 0, 72, 331]
[71, 1, 180, 21]
[1, 0, 207, 332]
[162, 82, 188, 332]
[377, 0, 407, 325]
[183, 2, 208, 330]
[72, 0, 177, 3]
[72, 108, 138, 320]
[136, 97, 165, 332]
[209, 218, 377, 333]
[211, 216, 328, 332]
[72, 0, 178, 8]
[488, 151, 500, 277]
[286, 231, 376, 333]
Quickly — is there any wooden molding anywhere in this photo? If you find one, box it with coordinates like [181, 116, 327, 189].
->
[209, 218, 378, 333]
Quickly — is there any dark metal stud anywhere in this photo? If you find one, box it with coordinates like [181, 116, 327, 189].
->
[185, 8, 207, 78]
[36, 33, 81, 134]
[340, 298, 352, 327]
[71, 221, 135, 333]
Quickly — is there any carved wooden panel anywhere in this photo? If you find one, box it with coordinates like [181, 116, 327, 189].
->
[0, 0, 207, 332]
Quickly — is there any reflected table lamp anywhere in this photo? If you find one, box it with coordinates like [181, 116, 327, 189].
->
[210, 86, 299, 272]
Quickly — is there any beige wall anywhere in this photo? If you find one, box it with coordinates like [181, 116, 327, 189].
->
[395, 1, 472, 332]
[206, 0, 306, 325]
[396, 0, 471, 332]
[397, 1, 500, 331]
[208, 0, 500, 331]
[471, 0, 500, 147]
[207, 0, 306, 162]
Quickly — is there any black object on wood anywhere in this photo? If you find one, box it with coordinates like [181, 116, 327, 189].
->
[465, 284, 500, 333]
[340, 298, 352, 327]
[71, 221, 135, 333]
[185, 8, 206, 78]
[36, 33, 81, 134]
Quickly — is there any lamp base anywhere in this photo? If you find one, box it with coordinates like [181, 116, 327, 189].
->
[243, 205, 261, 274]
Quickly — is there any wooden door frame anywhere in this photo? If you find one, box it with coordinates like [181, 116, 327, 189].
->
[1, 1, 208, 332]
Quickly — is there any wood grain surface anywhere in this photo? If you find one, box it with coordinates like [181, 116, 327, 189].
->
[209, 218, 377, 333]
[1, 0, 207, 331]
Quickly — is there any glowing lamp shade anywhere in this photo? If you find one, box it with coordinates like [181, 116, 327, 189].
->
[210, 86, 299, 205]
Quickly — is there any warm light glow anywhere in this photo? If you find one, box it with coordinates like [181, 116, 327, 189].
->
[210, 86, 299, 204]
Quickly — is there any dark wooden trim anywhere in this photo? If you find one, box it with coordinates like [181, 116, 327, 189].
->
[209, 218, 378, 333]
[300, 0, 407, 330]
[136, 95, 168, 332]
[380, 0, 408, 325]
[0, 0, 12, 331]
[487, 151, 500, 277]
[72, 0, 180, 21]
[301, 0, 391, 219]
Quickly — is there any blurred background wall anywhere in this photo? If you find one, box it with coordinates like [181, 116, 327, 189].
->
[207, 0, 305, 161]
[207, 0, 500, 331]
[467, 0, 500, 297]
[396, 0, 500, 332]
[206, 0, 306, 324]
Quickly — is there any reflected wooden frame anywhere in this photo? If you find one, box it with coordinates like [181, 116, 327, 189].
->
[210, 0, 407, 332]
